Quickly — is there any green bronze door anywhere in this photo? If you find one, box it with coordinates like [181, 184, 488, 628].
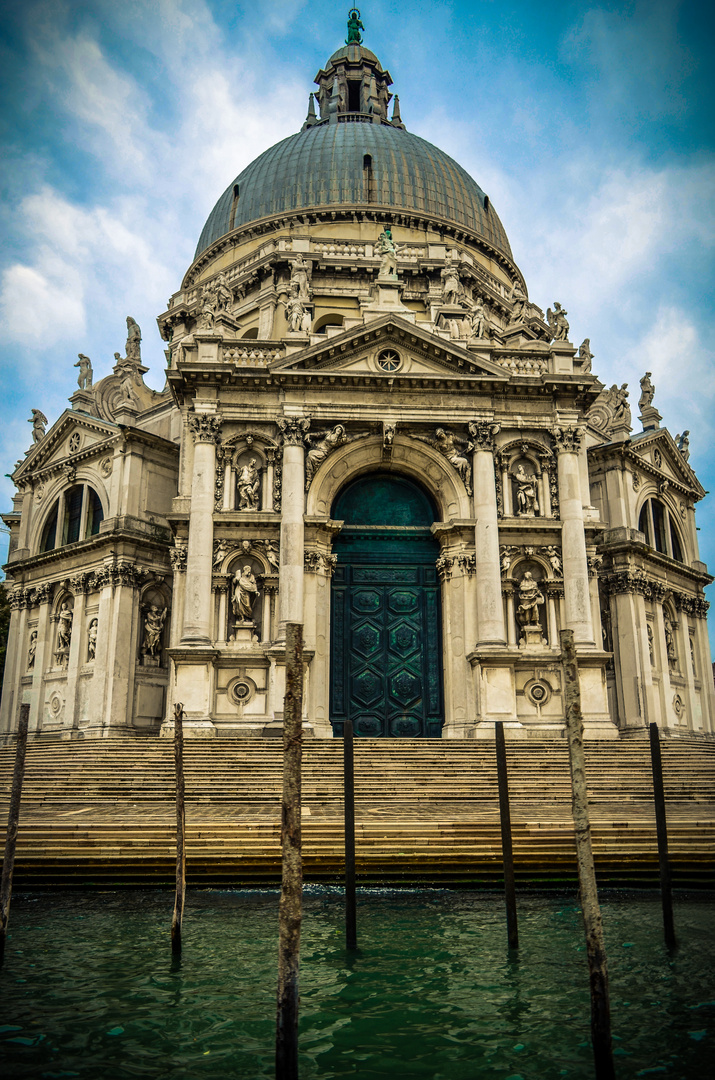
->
[330, 475, 443, 738]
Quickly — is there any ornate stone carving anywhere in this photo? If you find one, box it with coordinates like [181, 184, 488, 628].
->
[30, 409, 48, 443]
[214, 445, 226, 510]
[587, 384, 631, 434]
[587, 553, 604, 577]
[435, 555, 453, 581]
[632, 472, 641, 491]
[675, 431, 690, 462]
[87, 618, 98, 662]
[9, 587, 28, 610]
[672, 693, 685, 721]
[304, 551, 338, 575]
[28, 629, 37, 669]
[551, 425, 584, 454]
[100, 457, 113, 478]
[383, 422, 396, 452]
[70, 573, 93, 594]
[457, 553, 476, 576]
[213, 538, 279, 571]
[544, 545, 562, 575]
[141, 604, 167, 659]
[432, 428, 472, 494]
[232, 565, 260, 621]
[468, 420, 500, 453]
[546, 302, 569, 342]
[169, 542, 188, 572]
[75, 354, 93, 389]
[376, 227, 399, 279]
[577, 339, 593, 371]
[237, 457, 262, 510]
[305, 425, 348, 488]
[33, 582, 54, 606]
[647, 623, 654, 665]
[675, 594, 709, 619]
[277, 417, 310, 446]
[189, 412, 222, 444]
[508, 281, 527, 324]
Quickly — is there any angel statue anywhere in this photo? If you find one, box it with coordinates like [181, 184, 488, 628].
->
[546, 302, 569, 342]
[434, 428, 472, 493]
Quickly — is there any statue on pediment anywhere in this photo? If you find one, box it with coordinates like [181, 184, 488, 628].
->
[577, 339, 593, 371]
[639, 371, 655, 409]
[75, 354, 93, 389]
[546, 302, 569, 342]
[30, 409, 47, 443]
[125, 316, 142, 362]
[676, 431, 690, 461]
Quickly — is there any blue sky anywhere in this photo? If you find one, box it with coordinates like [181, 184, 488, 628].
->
[1, 0, 713, 647]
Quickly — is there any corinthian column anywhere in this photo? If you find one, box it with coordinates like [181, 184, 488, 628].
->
[181, 412, 222, 644]
[278, 418, 310, 628]
[469, 421, 505, 646]
[552, 425, 594, 644]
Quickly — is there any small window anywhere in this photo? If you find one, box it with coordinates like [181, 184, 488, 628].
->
[228, 184, 240, 231]
[363, 154, 376, 203]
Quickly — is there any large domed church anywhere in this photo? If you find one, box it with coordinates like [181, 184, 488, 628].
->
[2, 15, 713, 742]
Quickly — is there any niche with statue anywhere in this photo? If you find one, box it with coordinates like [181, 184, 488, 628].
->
[227, 556, 263, 646]
[139, 584, 170, 667]
[514, 562, 548, 648]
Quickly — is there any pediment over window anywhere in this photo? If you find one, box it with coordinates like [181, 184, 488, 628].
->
[13, 411, 119, 484]
[630, 430, 704, 498]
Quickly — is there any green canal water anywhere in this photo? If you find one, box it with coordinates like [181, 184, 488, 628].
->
[0, 889, 713, 1079]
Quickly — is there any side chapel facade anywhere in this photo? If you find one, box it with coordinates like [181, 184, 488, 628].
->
[2, 30, 713, 742]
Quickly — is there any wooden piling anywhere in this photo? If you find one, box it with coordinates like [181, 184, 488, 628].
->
[495, 721, 518, 949]
[343, 718, 357, 950]
[561, 630, 615, 1080]
[649, 722, 676, 948]
[0, 703, 30, 966]
[276, 622, 304, 1080]
[171, 702, 186, 955]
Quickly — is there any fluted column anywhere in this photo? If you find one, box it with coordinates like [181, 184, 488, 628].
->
[278, 418, 309, 628]
[552, 426, 594, 644]
[181, 412, 222, 644]
[469, 421, 505, 646]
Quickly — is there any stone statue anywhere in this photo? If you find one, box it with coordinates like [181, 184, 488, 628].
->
[57, 603, 73, 653]
[546, 302, 569, 342]
[434, 428, 471, 491]
[119, 365, 141, 406]
[639, 371, 655, 409]
[612, 383, 631, 425]
[676, 431, 690, 461]
[441, 257, 461, 305]
[508, 281, 527, 323]
[305, 425, 348, 487]
[300, 307, 312, 334]
[470, 297, 488, 338]
[30, 409, 48, 443]
[664, 615, 677, 669]
[544, 545, 562, 575]
[512, 463, 539, 516]
[214, 272, 233, 312]
[232, 565, 259, 622]
[500, 547, 516, 575]
[197, 285, 217, 330]
[577, 339, 593, 371]
[142, 605, 167, 657]
[346, 7, 364, 44]
[75, 354, 93, 389]
[265, 541, 280, 570]
[284, 293, 305, 333]
[213, 538, 233, 570]
[87, 618, 98, 661]
[237, 458, 261, 511]
[376, 227, 399, 279]
[290, 255, 311, 302]
[28, 629, 37, 669]
[125, 317, 142, 362]
[647, 623, 654, 665]
[516, 572, 545, 626]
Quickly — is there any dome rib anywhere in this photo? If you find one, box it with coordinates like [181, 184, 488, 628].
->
[194, 122, 512, 261]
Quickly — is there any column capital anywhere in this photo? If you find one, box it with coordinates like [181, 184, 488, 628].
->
[278, 416, 310, 446]
[468, 420, 500, 452]
[189, 412, 223, 443]
[551, 424, 584, 454]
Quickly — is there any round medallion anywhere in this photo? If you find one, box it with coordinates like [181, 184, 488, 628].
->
[376, 349, 401, 373]
[69, 433, 82, 454]
[525, 679, 552, 708]
[228, 676, 256, 707]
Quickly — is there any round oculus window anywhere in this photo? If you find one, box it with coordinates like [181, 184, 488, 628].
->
[376, 349, 401, 373]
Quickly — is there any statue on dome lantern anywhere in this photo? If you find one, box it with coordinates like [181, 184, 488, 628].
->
[346, 8, 364, 44]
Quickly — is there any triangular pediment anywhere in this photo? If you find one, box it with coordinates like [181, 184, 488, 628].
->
[269, 315, 510, 381]
[630, 429, 704, 497]
[14, 410, 119, 481]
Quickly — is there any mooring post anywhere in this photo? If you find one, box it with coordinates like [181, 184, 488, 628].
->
[344, 717, 357, 949]
[276, 622, 304, 1080]
[171, 702, 186, 955]
[561, 630, 615, 1080]
[0, 703, 30, 966]
[495, 721, 518, 949]
[649, 722, 676, 948]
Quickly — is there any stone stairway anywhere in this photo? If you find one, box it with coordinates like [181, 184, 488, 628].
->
[0, 734, 713, 887]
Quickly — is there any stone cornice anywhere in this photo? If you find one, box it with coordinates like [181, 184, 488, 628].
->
[587, 435, 704, 500]
[603, 568, 710, 616]
[4, 527, 172, 577]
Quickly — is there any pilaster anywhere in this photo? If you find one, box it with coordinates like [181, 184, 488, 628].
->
[552, 426, 594, 644]
[469, 421, 505, 647]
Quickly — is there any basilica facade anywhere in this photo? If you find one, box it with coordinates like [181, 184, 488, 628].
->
[2, 30, 713, 742]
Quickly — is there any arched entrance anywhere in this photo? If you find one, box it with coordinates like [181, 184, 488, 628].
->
[330, 474, 443, 737]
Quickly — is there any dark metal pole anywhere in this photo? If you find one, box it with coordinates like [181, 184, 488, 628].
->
[0, 703, 30, 966]
[561, 630, 615, 1080]
[276, 623, 304, 1080]
[171, 702, 186, 955]
[649, 722, 676, 948]
[495, 720, 518, 949]
[344, 718, 357, 949]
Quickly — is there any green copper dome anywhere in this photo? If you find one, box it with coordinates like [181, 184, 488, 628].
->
[194, 120, 512, 261]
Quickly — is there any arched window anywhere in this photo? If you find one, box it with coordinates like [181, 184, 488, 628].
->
[39, 485, 105, 553]
[314, 313, 344, 335]
[638, 498, 684, 562]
